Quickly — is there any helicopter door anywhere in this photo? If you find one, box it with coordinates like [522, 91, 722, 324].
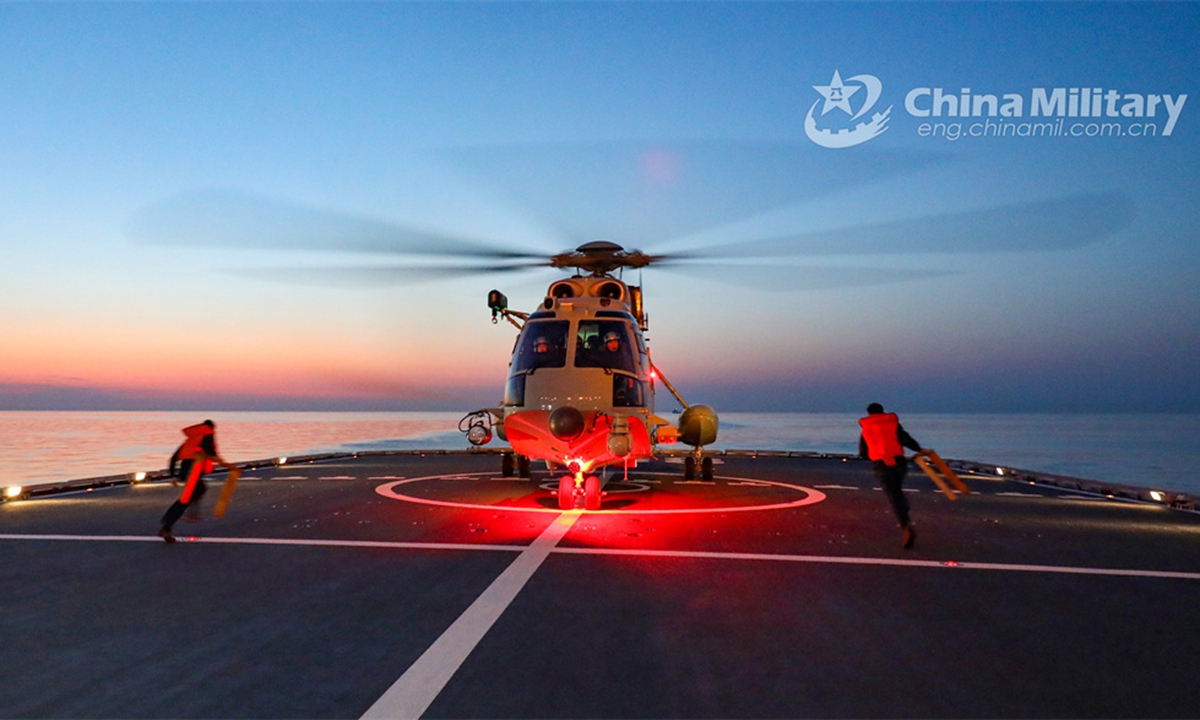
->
[613, 374, 648, 407]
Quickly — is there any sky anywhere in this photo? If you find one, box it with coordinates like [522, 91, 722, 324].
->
[1, 1, 1198, 413]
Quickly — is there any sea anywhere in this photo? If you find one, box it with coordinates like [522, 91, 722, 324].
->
[2, 411, 1198, 495]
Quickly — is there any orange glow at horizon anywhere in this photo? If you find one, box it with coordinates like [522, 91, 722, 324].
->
[1, 320, 506, 399]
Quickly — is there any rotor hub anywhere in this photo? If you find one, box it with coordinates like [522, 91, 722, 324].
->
[549, 241, 659, 274]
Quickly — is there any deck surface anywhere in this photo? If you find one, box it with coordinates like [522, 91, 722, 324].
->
[3, 453, 1199, 719]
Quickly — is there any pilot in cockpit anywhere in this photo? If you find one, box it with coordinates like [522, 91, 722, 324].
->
[603, 331, 621, 353]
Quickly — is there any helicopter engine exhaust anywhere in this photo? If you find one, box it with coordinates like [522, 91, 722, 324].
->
[678, 405, 719, 447]
[549, 406, 586, 441]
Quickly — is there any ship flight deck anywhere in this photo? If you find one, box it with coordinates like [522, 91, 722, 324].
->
[3, 452, 1199, 719]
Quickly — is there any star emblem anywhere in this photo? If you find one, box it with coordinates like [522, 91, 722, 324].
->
[812, 70, 860, 116]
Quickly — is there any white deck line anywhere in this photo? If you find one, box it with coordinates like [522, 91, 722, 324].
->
[359, 510, 582, 720]
[0, 534, 525, 553]
[549, 546, 1200, 580]
[4, 532, 1199, 581]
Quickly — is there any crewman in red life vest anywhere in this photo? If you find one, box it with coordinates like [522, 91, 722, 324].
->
[858, 403, 923, 549]
[158, 420, 226, 543]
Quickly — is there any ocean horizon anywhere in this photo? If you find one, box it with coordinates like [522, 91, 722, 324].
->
[3, 410, 1197, 496]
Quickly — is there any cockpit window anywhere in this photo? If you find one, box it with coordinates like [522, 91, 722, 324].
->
[574, 320, 636, 372]
[514, 320, 569, 372]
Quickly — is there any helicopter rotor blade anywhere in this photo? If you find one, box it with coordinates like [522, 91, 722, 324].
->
[228, 261, 554, 287]
[126, 188, 543, 260]
[126, 181, 1134, 295]
[656, 262, 953, 291]
[438, 141, 951, 246]
[613, 192, 1132, 291]
[676, 192, 1133, 259]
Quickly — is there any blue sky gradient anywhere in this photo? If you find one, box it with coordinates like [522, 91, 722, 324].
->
[1, 1, 1197, 412]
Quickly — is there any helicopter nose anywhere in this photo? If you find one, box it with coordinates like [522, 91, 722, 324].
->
[549, 406, 586, 441]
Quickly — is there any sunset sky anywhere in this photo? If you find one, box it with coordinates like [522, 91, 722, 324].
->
[2, 1, 1197, 412]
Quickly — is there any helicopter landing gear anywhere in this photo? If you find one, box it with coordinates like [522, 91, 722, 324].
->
[557, 474, 603, 510]
[557, 476, 575, 510]
[584, 475, 601, 511]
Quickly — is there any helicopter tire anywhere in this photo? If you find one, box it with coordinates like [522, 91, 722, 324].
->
[683, 456, 696, 481]
[557, 476, 575, 510]
[702, 456, 714, 481]
[517, 455, 531, 478]
[584, 475, 601, 511]
[501, 452, 514, 477]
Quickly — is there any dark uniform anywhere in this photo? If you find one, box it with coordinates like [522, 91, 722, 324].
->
[158, 421, 219, 542]
[858, 404, 922, 548]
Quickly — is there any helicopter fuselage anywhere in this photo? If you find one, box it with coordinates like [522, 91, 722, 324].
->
[462, 241, 718, 509]
[497, 274, 660, 476]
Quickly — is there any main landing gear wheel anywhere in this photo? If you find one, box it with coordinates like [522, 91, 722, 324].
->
[584, 475, 601, 511]
[501, 452, 514, 477]
[517, 454, 531, 479]
[557, 476, 575, 510]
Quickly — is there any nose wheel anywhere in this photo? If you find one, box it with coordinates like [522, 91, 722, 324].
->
[557, 476, 574, 510]
[584, 475, 601, 510]
[557, 474, 602, 510]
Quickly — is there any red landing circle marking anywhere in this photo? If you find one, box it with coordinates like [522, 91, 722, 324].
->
[375, 472, 826, 515]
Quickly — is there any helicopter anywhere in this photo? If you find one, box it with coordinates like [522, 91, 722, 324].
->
[129, 143, 1132, 514]
[458, 240, 718, 510]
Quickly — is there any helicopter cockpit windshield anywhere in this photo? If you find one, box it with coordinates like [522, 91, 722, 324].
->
[575, 320, 636, 373]
[514, 320, 569, 372]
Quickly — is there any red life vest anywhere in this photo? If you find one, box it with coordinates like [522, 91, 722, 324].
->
[178, 423, 214, 462]
[177, 423, 215, 503]
[859, 413, 904, 466]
